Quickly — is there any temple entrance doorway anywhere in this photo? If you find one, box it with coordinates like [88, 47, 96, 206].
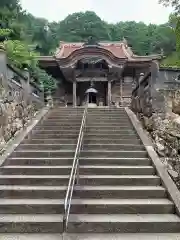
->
[77, 81, 107, 106]
[86, 86, 98, 107]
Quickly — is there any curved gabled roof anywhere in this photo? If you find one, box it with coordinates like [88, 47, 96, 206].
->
[55, 40, 162, 62]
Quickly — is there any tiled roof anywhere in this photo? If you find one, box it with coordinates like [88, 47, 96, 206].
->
[55, 41, 132, 59]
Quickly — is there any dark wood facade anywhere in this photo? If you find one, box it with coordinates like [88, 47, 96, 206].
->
[39, 41, 162, 107]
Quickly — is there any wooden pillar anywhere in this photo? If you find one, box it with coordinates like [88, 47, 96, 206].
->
[120, 77, 123, 106]
[108, 80, 111, 107]
[73, 81, 77, 107]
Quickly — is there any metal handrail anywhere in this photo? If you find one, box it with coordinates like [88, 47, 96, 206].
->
[63, 104, 88, 231]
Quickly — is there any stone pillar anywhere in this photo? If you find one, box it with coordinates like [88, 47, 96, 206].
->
[39, 82, 45, 106]
[46, 90, 53, 108]
[108, 80, 111, 107]
[151, 61, 165, 118]
[22, 68, 31, 104]
[0, 45, 8, 89]
[73, 81, 77, 107]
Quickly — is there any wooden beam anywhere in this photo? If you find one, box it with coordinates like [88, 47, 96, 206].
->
[76, 77, 108, 82]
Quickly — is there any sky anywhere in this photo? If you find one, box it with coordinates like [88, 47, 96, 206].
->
[20, 0, 172, 25]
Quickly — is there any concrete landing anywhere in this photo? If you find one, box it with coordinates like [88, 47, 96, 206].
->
[1, 234, 180, 240]
[65, 234, 180, 240]
[0, 234, 62, 240]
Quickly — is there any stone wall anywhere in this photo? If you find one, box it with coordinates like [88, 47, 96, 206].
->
[131, 64, 180, 189]
[0, 75, 38, 152]
[142, 112, 180, 189]
[0, 47, 44, 152]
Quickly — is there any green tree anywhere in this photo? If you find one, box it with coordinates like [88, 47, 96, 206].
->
[4, 40, 38, 69]
[56, 11, 110, 42]
[159, 0, 180, 13]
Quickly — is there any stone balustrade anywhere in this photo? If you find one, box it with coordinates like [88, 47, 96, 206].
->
[0, 46, 44, 150]
[131, 61, 165, 118]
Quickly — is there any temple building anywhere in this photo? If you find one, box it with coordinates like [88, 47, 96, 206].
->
[38, 39, 162, 107]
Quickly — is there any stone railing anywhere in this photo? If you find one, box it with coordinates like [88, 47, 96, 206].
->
[131, 61, 165, 118]
[7, 64, 44, 108]
[0, 46, 44, 151]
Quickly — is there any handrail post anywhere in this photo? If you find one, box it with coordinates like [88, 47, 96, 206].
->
[63, 103, 88, 232]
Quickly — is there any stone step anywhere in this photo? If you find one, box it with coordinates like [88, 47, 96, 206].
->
[73, 186, 166, 199]
[57, 233, 180, 240]
[11, 150, 75, 158]
[86, 119, 131, 122]
[87, 123, 132, 126]
[83, 144, 144, 151]
[0, 185, 166, 199]
[34, 126, 81, 130]
[1, 166, 155, 175]
[17, 144, 144, 151]
[0, 175, 160, 186]
[0, 185, 66, 199]
[70, 199, 174, 214]
[87, 115, 127, 117]
[18, 144, 77, 151]
[29, 134, 79, 139]
[34, 127, 135, 131]
[67, 214, 180, 233]
[24, 139, 78, 145]
[48, 113, 83, 116]
[0, 234, 63, 240]
[80, 166, 154, 175]
[87, 118, 129, 121]
[84, 139, 142, 144]
[0, 166, 72, 175]
[78, 175, 160, 186]
[38, 123, 81, 127]
[87, 109, 125, 111]
[6, 157, 151, 166]
[0, 175, 70, 186]
[86, 126, 135, 130]
[42, 120, 82, 125]
[24, 139, 142, 145]
[32, 130, 80, 134]
[11, 150, 148, 159]
[85, 130, 136, 134]
[0, 199, 64, 214]
[0, 199, 173, 215]
[84, 134, 139, 139]
[80, 150, 148, 158]
[48, 112, 83, 115]
[0, 214, 63, 233]
[1, 234, 180, 240]
[45, 118, 82, 121]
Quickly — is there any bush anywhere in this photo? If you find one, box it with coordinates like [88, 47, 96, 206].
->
[31, 67, 57, 93]
[0, 29, 12, 41]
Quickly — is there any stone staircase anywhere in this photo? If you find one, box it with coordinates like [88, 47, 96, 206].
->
[66, 108, 180, 233]
[0, 108, 84, 233]
[0, 107, 180, 239]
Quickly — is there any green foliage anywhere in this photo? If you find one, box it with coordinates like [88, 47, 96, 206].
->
[52, 12, 175, 56]
[0, 0, 179, 88]
[0, 0, 56, 91]
[159, 0, 180, 13]
[0, 28, 11, 39]
[32, 67, 57, 93]
[56, 11, 110, 42]
[4, 40, 38, 69]
[161, 52, 180, 67]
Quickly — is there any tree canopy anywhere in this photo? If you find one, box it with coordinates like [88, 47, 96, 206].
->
[0, 0, 178, 70]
